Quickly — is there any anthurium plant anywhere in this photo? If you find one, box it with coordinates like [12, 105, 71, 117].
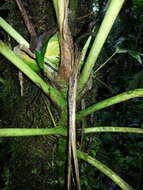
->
[0, 0, 143, 189]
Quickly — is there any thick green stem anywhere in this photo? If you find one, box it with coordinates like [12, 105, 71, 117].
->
[78, 0, 125, 92]
[77, 150, 134, 190]
[1, 127, 143, 137]
[84, 127, 143, 134]
[0, 126, 139, 190]
[0, 40, 66, 109]
[77, 88, 143, 120]
[0, 17, 29, 46]
[0, 128, 67, 137]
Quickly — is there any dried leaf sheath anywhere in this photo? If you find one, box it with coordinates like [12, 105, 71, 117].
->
[68, 56, 81, 190]
[58, 0, 74, 81]
[57, 1, 81, 188]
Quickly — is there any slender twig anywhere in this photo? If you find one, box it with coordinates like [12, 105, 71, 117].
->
[95, 76, 113, 93]
[94, 51, 116, 73]
[42, 95, 57, 128]
[15, 0, 36, 37]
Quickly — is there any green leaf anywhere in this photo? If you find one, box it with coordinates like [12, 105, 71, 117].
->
[128, 50, 143, 64]
[35, 50, 45, 70]
[116, 47, 143, 64]
[44, 34, 60, 70]
[45, 34, 60, 57]
[35, 31, 57, 71]
[35, 39, 48, 71]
